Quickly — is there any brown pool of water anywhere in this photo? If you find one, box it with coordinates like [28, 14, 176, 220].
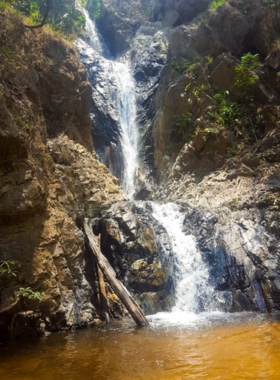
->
[1, 313, 280, 380]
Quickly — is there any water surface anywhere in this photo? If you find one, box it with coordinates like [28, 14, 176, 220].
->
[1, 313, 280, 380]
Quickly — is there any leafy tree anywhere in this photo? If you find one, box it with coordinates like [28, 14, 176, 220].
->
[3, 0, 87, 36]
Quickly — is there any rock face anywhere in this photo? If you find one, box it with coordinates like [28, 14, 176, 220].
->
[177, 198, 280, 312]
[77, 38, 125, 181]
[0, 9, 124, 340]
[90, 0, 280, 315]
[98, 201, 175, 314]
[132, 28, 168, 196]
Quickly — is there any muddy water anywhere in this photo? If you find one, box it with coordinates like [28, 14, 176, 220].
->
[1, 313, 280, 380]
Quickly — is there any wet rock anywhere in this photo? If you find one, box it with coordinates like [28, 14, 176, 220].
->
[179, 204, 280, 313]
[9, 311, 45, 339]
[162, 10, 180, 27]
[131, 29, 168, 183]
[129, 259, 167, 292]
[139, 291, 174, 315]
[99, 201, 175, 312]
[76, 39, 124, 180]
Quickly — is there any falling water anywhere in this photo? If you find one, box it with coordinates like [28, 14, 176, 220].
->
[77, 10, 215, 318]
[81, 8, 109, 56]
[113, 63, 138, 198]
[77, 9, 138, 198]
[151, 203, 217, 323]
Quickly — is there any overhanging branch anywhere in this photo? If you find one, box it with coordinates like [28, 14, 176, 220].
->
[25, 0, 50, 29]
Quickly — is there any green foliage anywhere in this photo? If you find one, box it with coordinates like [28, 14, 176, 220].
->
[171, 61, 181, 73]
[84, 0, 100, 19]
[0, 0, 13, 9]
[17, 287, 45, 301]
[271, 36, 280, 48]
[234, 53, 262, 89]
[261, 0, 280, 7]
[166, 141, 179, 156]
[1, 0, 87, 37]
[257, 193, 280, 207]
[172, 112, 195, 140]
[259, 149, 279, 162]
[211, 0, 226, 10]
[182, 82, 207, 105]
[213, 91, 238, 127]
[171, 60, 193, 75]
[202, 127, 214, 141]
[171, 55, 202, 76]
[10, 105, 38, 132]
[206, 55, 214, 66]
[0, 260, 18, 277]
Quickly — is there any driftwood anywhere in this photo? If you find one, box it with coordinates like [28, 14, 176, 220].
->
[95, 235, 110, 324]
[83, 219, 148, 327]
[96, 263, 110, 324]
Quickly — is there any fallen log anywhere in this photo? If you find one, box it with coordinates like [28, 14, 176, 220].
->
[83, 219, 149, 327]
[96, 263, 110, 324]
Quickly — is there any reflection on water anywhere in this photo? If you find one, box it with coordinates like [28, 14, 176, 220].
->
[1, 313, 280, 380]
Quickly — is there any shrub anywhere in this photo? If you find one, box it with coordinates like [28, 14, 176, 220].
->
[234, 53, 262, 90]
[0, 260, 17, 277]
[211, 0, 226, 10]
[17, 287, 45, 301]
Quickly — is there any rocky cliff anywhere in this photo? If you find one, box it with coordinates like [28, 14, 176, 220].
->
[92, 0, 280, 313]
[0, 8, 124, 340]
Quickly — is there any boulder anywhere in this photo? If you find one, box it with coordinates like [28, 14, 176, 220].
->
[208, 54, 238, 92]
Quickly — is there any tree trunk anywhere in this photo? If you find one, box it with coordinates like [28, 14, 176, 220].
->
[83, 219, 149, 327]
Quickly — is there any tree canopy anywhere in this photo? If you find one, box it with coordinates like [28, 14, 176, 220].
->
[2, 0, 100, 36]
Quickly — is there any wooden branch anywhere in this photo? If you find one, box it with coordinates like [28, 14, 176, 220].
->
[97, 263, 110, 324]
[25, 0, 50, 29]
[83, 219, 148, 327]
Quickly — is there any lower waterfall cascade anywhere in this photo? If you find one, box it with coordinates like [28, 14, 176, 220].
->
[151, 203, 216, 314]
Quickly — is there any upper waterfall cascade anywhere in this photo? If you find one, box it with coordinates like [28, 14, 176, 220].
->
[77, 8, 138, 199]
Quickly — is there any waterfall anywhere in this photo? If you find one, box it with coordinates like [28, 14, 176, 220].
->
[76, 9, 138, 199]
[113, 63, 138, 198]
[81, 8, 109, 57]
[77, 9, 217, 323]
[151, 203, 217, 322]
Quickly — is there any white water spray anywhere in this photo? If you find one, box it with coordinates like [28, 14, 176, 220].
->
[79, 8, 109, 57]
[151, 203, 216, 323]
[113, 63, 138, 198]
